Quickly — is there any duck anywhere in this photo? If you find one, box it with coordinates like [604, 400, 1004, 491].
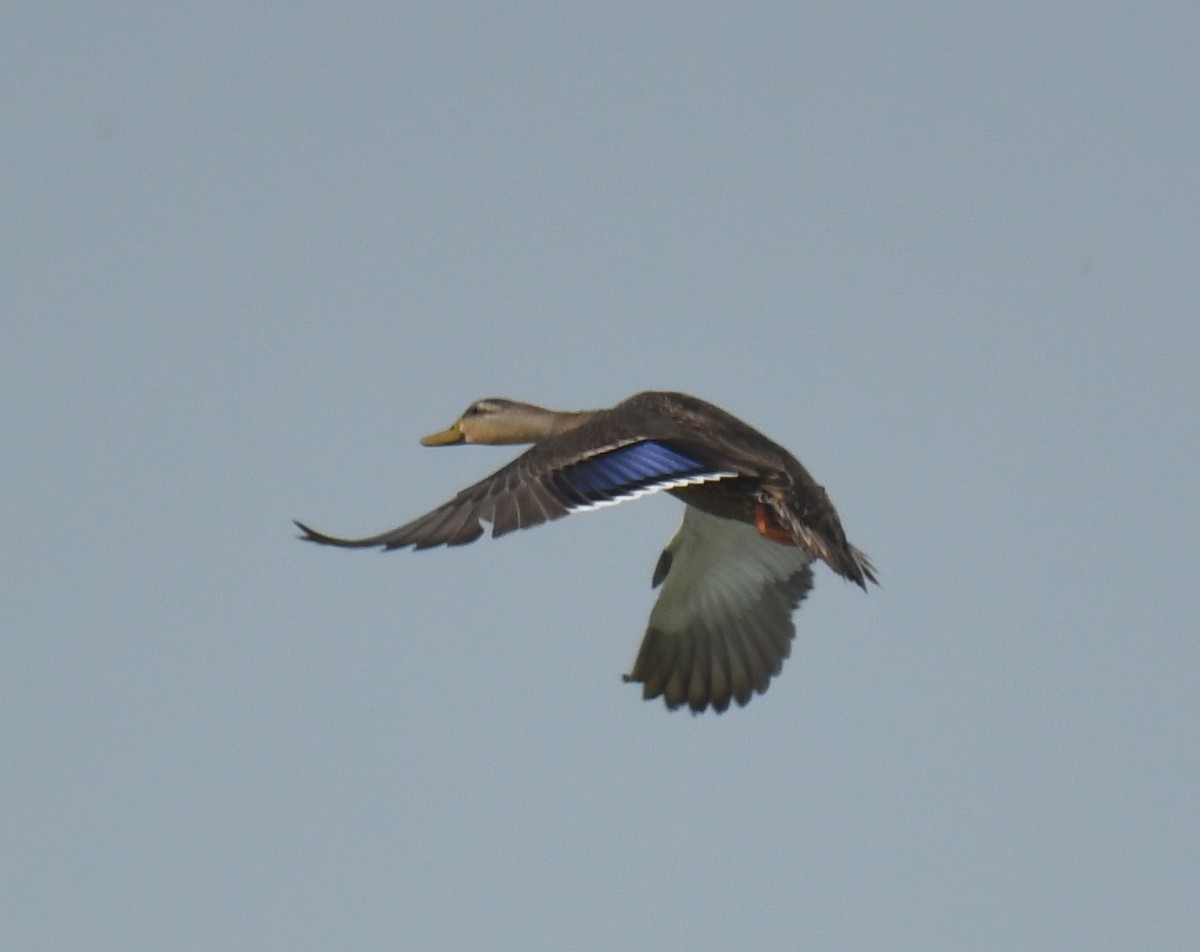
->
[296, 391, 876, 713]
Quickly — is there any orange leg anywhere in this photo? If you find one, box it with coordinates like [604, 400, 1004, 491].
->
[755, 502, 798, 546]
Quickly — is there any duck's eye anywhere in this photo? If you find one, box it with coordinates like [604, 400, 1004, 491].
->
[465, 402, 487, 417]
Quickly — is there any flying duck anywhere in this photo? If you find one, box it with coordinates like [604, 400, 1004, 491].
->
[296, 391, 876, 712]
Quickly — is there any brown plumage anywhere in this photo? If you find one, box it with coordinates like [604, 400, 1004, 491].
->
[296, 391, 876, 712]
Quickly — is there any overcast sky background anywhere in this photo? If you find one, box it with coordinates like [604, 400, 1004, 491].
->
[4, 4, 1198, 950]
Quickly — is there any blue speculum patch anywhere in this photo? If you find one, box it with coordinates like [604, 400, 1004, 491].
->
[556, 441, 713, 505]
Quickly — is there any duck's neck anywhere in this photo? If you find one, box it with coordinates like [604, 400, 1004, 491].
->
[537, 407, 597, 438]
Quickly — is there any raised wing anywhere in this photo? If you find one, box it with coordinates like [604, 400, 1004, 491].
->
[295, 438, 736, 551]
[624, 506, 815, 713]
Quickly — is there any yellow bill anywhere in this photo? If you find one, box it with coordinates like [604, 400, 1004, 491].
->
[420, 421, 465, 446]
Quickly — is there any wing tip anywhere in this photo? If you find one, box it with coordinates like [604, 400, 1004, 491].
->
[292, 519, 392, 549]
[623, 674, 761, 714]
[623, 659, 767, 714]
[293, 519, 325, 543]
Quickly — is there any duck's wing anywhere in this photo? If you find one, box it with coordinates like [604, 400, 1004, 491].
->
[625, 506, 815, 713]
[295, 422, 737, 551]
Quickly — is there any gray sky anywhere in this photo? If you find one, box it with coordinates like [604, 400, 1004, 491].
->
[4, 3, 1198, 950]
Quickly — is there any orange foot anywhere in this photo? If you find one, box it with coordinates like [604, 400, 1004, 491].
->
[755, 502, 798, 546]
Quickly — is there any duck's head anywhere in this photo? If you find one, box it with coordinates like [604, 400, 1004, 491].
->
[421, 398, 589, 446]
